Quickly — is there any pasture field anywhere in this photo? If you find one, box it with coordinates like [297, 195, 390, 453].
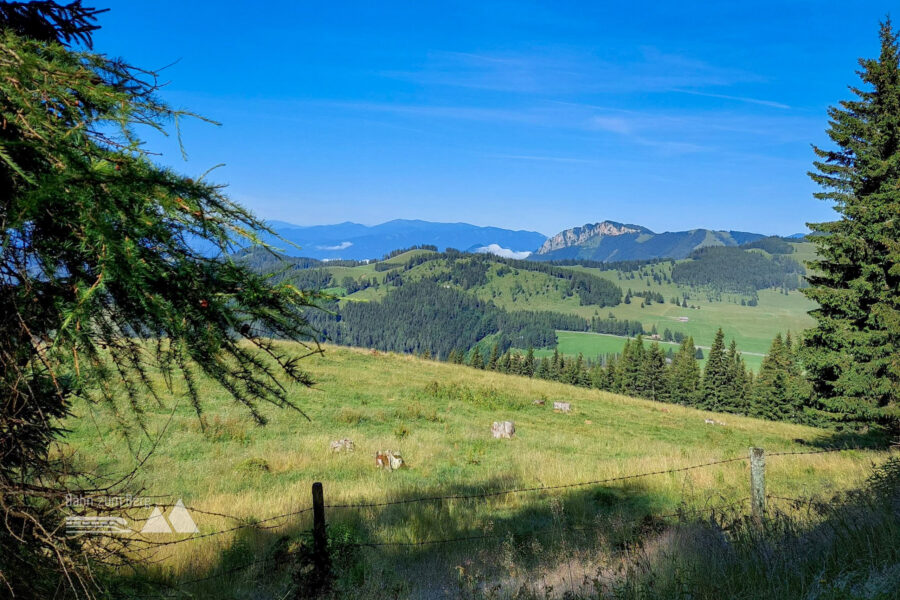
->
[62, 343, 886, 597]
[532, 330, 767, 372]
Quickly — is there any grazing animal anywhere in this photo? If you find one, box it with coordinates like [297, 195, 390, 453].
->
[375, 450, 405, 470]
[553, 402, 571, 413]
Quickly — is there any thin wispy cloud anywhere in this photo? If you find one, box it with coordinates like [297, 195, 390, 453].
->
[319, 99, 802, 158]
[486, 153, 602, 164]
[321, 100, 551, 125]
[585, 110, 712, 154]
[632, 137, 711, 154]
[383, 47, 763, 95]
[382, 50, 592, 94]
[671, 88, 791, 109]
[588, 116, 634, 135]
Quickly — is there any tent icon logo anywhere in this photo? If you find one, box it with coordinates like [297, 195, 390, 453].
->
[140, 499, 199, 534]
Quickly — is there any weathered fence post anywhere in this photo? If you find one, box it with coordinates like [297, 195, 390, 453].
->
[311, 482, 331, 592]
[749, 447, 766, 521]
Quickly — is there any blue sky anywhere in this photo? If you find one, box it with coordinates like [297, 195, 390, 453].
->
[93, 1, 895, 236]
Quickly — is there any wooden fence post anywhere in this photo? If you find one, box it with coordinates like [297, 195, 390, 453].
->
[311, 481, 330, 591]
[749, 447, 766, 521]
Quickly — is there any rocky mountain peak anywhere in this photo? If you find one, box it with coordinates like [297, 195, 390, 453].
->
[537, 221, 645, 254]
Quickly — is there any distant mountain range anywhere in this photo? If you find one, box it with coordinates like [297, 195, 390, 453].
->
[254, 218, 799, 262]
[258, 219, 546, 260]
[531, 221, 768, 262]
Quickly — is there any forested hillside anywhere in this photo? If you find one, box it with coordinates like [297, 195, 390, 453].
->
[671, 246, 806, 294]
[240, 241, 816, 365]
[305, 280, 590, 358]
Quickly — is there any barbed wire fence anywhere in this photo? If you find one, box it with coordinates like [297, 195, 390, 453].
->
[90, 445, 873, 597]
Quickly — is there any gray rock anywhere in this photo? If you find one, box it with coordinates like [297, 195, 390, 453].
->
[491, 421, 516, 439]
[553, 401, 571, 413]
[330, 438, 355, 452]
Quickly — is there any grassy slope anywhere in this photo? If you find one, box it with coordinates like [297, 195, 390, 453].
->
[64, 344, 885, 595]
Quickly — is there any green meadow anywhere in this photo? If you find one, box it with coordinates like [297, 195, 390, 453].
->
[62, 343, 888, 597]
[532, 331, 766, 372]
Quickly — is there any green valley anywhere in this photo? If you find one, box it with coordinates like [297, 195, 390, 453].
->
[242, 240, 816, 364]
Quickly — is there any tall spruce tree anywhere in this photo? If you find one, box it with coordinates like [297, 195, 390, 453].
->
[753, 334, 797, 421]
[618, 336, 645, 395]
[469, 346, 484, 369]
[536, 356, 551, 379]
[700, 328, 730, 410]
[564, 353, 589, 386]
[513, 352, 525, 375]
[803, 20, 900, 429]
[670, 337, 701, 405]
[498, 350, 511, 373]
[724, 339, 749, 412]
[589, 361, 610, 390]
[550, 348, 561, 380]
[523, 346, 535, 377]
[487, 342, 500, 371]
[604, 355, 620, 392]
[640, 343, 669, 402]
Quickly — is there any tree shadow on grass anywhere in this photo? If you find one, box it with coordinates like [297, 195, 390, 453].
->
[798, 425, 892, 450]
[113, 475, 744, 598]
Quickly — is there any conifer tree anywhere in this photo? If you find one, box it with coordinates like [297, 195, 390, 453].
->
[618, 336, 645, 395]
[511, 352, 522, 375]
[523, 346, 536, 377]
[566, 353, 589, 387]
[641, 343, 669, 402]
[606, 355, 620, 392]
[724, 339, 748, 412]
[469, 346, 484, 369]
[590, 361, 610, 390]
[700, 329, 730, 410]
[536, 356, 551, 379]
[753, 334, 796, 421]
[487, 342, 500, 371]
[499, 350, 511, 373]
[803, 20, 900, 429]
[550, 348, 561, 380]
[670, 337, 701, 405]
